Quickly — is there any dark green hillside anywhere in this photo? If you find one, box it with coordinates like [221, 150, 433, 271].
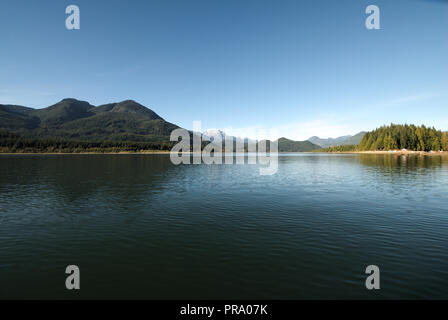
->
[0, 98, 178, 143]
[277, 137, 320, 152]
[93, 100, 163, 120]
[0, 130, 174, 153]
[0, 105, 40, 130]
[31, 98, 96, 126]
[0, 104, 34, 115]
[57, 113, 178, 141]
[257, 138, 320, 152]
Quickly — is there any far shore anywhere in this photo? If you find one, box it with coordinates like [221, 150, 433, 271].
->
[2, 150, 448, 156]
[0, 150, 173, 155]
[316, 150, 448, 156]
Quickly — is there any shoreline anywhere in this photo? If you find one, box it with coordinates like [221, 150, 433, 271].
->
[1, 150, 448, 156]
[315, 150, 448, 156]
[0, 151, 173, 155]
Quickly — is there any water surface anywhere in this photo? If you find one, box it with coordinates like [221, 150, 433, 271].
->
[1, 153, 447, 299]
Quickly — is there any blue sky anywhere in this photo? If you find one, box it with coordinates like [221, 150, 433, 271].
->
[1, 0, 447, 140]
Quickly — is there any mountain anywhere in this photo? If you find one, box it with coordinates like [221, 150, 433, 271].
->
[0, 98, 179, 143]
[307, 135, 351, 148]
[307, 132, 366, 147]
[0, 104, 40, 130]
[202, 129, 226, 142]
[32, 98, 96, 126]
[1, 98, 362, 152]
[276, 137, 320, 152]
[202, 129, 258, 146]
[256, 138, 320, 152]
[340, 132, 366, 145]
[91, 100, 163, 120]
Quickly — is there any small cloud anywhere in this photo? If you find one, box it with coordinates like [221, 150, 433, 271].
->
[384, 93, 436, 107]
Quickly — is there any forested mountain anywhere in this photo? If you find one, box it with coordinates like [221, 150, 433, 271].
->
[0, 98, 178, 144]
[252, 138, 319, 152]
[275, 138, 320, 152]
[359, 124, 448, 151]
[308, 132, 365, 147]
[2, 100, 446, 153]
[0, 98, 324, 153]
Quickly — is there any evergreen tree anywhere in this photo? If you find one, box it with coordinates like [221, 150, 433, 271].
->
[415, 127, 425, 151]
[358, 124, 444, 151]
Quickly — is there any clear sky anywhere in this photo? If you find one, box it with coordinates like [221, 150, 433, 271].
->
[1, 0, 447, 140]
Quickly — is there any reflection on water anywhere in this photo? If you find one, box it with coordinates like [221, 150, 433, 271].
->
[359, 153, 448, 169]
[0, 154, 448, 299]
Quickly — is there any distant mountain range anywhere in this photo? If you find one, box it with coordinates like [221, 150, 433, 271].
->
[202, 129, 255, 144]
[307, 132, 366, 148]
[202, 130, 319, 151]
[1, 98, 363, 152]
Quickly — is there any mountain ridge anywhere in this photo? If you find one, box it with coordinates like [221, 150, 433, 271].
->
[1, 98, 355, 152]
[307, 132, 366, 148]
[0, 98, 177, 143]
[275, 137, 320, 152]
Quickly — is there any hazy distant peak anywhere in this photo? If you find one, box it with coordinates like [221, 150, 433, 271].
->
[307, 132, 365, 147]
[202, 129, 226, 142]
[203, 129, 225, 136]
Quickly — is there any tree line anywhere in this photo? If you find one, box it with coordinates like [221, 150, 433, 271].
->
[0, 130, 174, 153]
[0, 130, 215, 153]
[359, 124, 448, 151]
[316, 144, 359, 152]
[2, 124, 448, 153]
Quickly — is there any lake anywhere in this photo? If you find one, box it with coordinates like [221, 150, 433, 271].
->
[0, 153, 447, 299]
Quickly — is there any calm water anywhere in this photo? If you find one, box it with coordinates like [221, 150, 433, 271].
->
[1, 153, 447, 299]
